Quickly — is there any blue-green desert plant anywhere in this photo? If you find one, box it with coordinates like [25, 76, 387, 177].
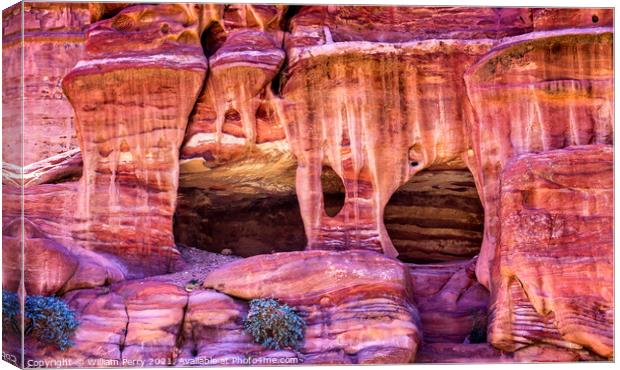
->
[2, 290, 79, 351]
[2, 290, 20, 333]
[244, 298, 305, 350]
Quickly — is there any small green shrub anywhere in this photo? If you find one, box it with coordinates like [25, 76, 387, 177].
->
[244, 298, 305, 350]
[2, 290, 79, 351]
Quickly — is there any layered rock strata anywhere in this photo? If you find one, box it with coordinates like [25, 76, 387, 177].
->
[488, 145, 613, 359]
[2, 218, 124, 296]
[280, 39, 491, 256]
[386, 169, 483, 262]
[20, 250, 421, 365]
[464, 26, 614, 288]
[61, 4, 219, 273]
[2, 2, 90, 167]
[408, 258, 489, 344]
[204, 250, 422, 364]
[1, 4, 615, 365]
[175, 168, 484, 261]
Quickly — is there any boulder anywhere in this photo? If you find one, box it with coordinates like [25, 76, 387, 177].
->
[204, 250, 422, 363]
[2, 218, 124, 296]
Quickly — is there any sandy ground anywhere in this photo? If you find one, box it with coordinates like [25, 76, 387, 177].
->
[149, 245, 241, 288]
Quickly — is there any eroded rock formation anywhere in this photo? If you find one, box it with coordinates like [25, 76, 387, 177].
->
[61, 3, 220, 273]
[488, 145, 613, 359]
[279, 35, 490, 256]
[3, 2, 90, 167]
[16, 250, 421, 365]
[205, 250, 423, 364]
[2, 3, 614, 365]
[464, 25, 614, 288]
[2, 218, 124, 296]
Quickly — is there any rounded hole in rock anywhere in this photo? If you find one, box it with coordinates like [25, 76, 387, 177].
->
[592, 14, 599, 23]
[224, 108, 241, 123]
[201, 21, 227, 58]
[408, 143, 423, 168]
[321, 166, 346, 217]
[384, 167, 484, 264]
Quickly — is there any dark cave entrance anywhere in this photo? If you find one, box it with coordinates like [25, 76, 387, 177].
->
[385, 168, 484, 263]
[321, 166, 346, 217]
[173, 167, 483, 261]
[174, 188, 308, 258]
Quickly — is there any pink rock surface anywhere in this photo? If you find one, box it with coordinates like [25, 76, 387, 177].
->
[286, 6, 532, 47]
[464, 27, 613, 288]
[409, 258, 489, 343]
[1, 4, 615, 365]
[61, 4, 216, 273]
[2, 2, 90, 167]
[532, 8, 613, 30]
[2, 219, 78, 296]
[26, 249, 421, 365]
[488, 145, 613, 359]
[204, 250, 422, 363]
[280, 39, 491, 256]
[2, 182, 126, 293]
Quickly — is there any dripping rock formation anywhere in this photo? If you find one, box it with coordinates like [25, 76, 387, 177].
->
[1, 3, 614, 366]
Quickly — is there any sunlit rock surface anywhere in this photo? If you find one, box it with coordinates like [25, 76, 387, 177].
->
[1, 218, 124, 296]
[2, 2, 89, 167]
[204, 250, 422, 364]
[280, 39, 490, 256]
[61, 3, 220, 273]
[1, 4, 614, 365]
[488, 145, 613, 359]
[464, 27, 613, 288]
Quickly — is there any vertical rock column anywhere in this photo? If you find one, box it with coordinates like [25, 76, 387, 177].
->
[62, 4, 219, 274]
[280, 40, 491, 256]
[489, 145, 613, 359]
[464, 25, 614, 288]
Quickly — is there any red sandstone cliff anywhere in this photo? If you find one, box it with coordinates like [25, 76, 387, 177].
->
[2, 3, 614, 365]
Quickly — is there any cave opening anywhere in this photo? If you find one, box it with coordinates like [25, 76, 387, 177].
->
[174, 188, 308, 258]
[384, 168, 484, 264]
[174, 167, 484, 262]
[201, 21, 227, 58]
[321, 166, 346, 217]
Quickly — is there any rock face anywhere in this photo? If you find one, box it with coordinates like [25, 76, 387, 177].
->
[3, 2, 90, 167]
[61, 4, 219, 273]
[464, 26, 614, 288]
[21, 250, 420, 366]
[386, 169, 484, 262]
[2, 219, 77, 296]
[280, 39, 489, 257]
[1, 216, 125, 297]
[2, 4, 615, 366]
[175, 4, 298, 256]
[175, 168, 484, 261]
[488, 145, 613, 359]
[204, 250, 422, 364]
[408, 258, 489, 344]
